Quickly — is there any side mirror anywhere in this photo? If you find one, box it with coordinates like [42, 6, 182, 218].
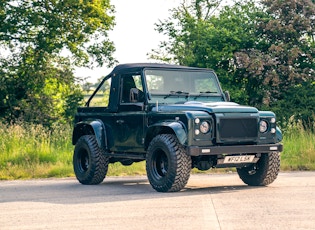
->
[224, 91, 231, 102]
[129, 88, 139, 103]
[129, 88, 145, 103]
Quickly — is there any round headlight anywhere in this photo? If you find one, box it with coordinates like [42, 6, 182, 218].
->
[259, 120, 268, 133]
[200, 121, 211, 134]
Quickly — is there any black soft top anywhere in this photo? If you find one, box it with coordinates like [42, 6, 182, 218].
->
[109, 63, 213, 75]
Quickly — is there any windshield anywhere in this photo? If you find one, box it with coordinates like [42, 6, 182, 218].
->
[144, 69, 223, 103]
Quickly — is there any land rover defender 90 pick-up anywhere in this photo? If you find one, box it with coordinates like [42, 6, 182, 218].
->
[72, 63, 283, 192]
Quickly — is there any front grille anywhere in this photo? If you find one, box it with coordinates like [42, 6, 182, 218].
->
[218, 117, 258, 142]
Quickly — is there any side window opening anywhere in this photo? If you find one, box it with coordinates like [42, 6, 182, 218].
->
[121, 74, 144, 103]
[88, 78, 111, 107]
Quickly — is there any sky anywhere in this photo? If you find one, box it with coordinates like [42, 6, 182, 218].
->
[74, 0, 232, 83]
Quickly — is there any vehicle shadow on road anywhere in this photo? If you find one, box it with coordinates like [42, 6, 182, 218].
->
[0, 175, 265, 205]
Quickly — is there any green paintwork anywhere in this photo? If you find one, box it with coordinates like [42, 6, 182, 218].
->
[73, 119, 107, 149]
[154, 102, 258, 113]
[73, 63, 283, 161]
[147, 121, 187, 145]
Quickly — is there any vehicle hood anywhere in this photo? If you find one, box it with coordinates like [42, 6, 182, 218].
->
[152, 101, 259, 113]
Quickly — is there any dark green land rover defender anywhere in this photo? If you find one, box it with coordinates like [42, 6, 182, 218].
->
[72, 63, 283, 192]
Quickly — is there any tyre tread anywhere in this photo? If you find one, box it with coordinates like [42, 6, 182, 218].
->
[237, 152, 280, 186]
[73, 135, 109, 185]
[146, 134, 191, 192]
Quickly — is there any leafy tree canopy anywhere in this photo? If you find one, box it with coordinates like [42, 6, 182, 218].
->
[0, 0, 116, 67]
[0, 0, 116, 125]
[235, 0, 315, 106]
[150, 0, 263, 103]
[150, 0, 315, 129]
[235, 0, 315, 128]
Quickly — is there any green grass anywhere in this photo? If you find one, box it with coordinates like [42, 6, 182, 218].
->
[281, 123, 315, 170]
[108, 162, 146, 176]
[0, 121, 314, 180]
[0, 123, 74, 180]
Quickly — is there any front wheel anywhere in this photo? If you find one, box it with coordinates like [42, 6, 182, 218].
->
[146, 134, 192, 192]
[237, 152, 280, 186]
[73, 135, 109, 185]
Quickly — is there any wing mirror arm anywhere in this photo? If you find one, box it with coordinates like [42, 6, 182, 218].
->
[224, 91, 231, 102]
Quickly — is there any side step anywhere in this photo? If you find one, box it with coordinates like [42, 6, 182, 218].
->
[103, 151, 146, 160]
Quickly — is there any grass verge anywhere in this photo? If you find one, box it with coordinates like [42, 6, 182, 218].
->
[281, 124, 315, 170]
[0, 121, 314, 180]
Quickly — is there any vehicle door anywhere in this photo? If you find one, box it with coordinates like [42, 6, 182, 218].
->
[111, 73, 146, 152]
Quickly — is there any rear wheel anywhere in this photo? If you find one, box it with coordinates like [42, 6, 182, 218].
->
[237, 152, 280, 186]
[146, 134, 191, 192]
[73, 135, 109, 185]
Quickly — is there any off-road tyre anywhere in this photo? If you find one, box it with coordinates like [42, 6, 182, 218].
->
[237, 152, 280, 186]
[146, 134, 192, 192]
[73, 135, 109, 185]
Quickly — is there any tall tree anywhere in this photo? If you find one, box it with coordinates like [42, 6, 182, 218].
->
[235, 0, 315, 127]
[151, 0, 315, 128]
[150, 0, 262, 103]
[0, 0, 116, 125]
[0, 0, 116, 66]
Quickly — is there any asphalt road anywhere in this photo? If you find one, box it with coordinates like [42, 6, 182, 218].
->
[1, 172, 315, 230]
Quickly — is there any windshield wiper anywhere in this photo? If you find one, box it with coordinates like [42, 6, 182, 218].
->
[164, 91, 190, 99]
[194, 91, 218, 99]
[199, 91, 218, 94]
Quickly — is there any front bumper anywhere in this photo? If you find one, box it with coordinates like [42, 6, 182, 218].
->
[186, 143, 283, 156]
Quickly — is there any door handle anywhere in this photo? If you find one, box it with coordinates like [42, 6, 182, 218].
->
[116, 119, 125, 124]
